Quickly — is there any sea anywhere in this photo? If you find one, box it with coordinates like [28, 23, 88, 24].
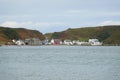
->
[0, 46, 120, 80]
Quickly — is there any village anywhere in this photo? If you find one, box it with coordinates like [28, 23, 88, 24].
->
[12, 38, 102, 46]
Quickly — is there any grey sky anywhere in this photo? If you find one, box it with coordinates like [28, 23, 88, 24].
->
[0, 0, 120, 33]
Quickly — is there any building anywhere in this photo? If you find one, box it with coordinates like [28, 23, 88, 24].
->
[25, 38, 42, 45]
[12, 39, 25, 45]
[64, 40, 73, 45]
[51, 39, 62, 45]
[89, 39, 102, 46]
[72, 40, 80, 45]
[42, 37, 49, 45]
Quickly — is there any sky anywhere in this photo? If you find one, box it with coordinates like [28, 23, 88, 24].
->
[0, 0, 120, 33]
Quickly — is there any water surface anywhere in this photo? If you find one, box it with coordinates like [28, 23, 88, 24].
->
[0, 46, 120, 80]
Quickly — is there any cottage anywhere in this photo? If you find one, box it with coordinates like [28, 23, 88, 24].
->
[89, 39, 102, 46]
[64, 40, 73, 45]
[51, 39, 62, 45]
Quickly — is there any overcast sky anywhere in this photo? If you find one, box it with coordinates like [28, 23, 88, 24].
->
[0, 0, 120, 33]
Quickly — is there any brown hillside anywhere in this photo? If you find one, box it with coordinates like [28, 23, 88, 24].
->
[0, 27, 45, 44]
[15, 28, 45, 40]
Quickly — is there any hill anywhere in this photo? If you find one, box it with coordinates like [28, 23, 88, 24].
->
[0, 27, 45, 44]
[45, 25, 120, 45]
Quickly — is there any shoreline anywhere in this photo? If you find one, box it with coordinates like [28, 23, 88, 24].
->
[0, 44, 120, 47]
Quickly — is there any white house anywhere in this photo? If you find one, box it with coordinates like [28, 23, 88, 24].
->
[72, 40, 80, 45]
[12, 39, 25, 45]
[64, 40, 73, 45]
[89, 39, 102, 46]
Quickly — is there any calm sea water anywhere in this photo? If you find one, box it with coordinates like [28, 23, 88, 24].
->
[0, 46, 120, 80]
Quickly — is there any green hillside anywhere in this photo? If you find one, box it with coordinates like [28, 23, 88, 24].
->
[0, 27, 45, 44]
[45, 25, 120, 45]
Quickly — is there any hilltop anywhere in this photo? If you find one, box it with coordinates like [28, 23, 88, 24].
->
[45, 25, 120, 45]
[0, 27, 45, 44]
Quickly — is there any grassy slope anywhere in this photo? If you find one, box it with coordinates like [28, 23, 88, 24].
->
[45, 25, 120, 44]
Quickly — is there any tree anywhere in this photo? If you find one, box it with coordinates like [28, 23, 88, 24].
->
[3, 28, 19, 40]
[98, 31, 110, 41]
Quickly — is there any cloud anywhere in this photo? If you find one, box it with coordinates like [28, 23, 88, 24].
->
[0, 21, 18, 27]
[97, 11, 120, 17]
[66, 10, 82, 14]
[0, 21, 64, 28]
[62, 10, 120, 17]
[0, 15, 31, 19]
[33, 22, 68, 33]
[0, 21, 67, 33]
[99, 20, 120, 26]
[0, 21, 32, 28]
[34, 22, 64, 27]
